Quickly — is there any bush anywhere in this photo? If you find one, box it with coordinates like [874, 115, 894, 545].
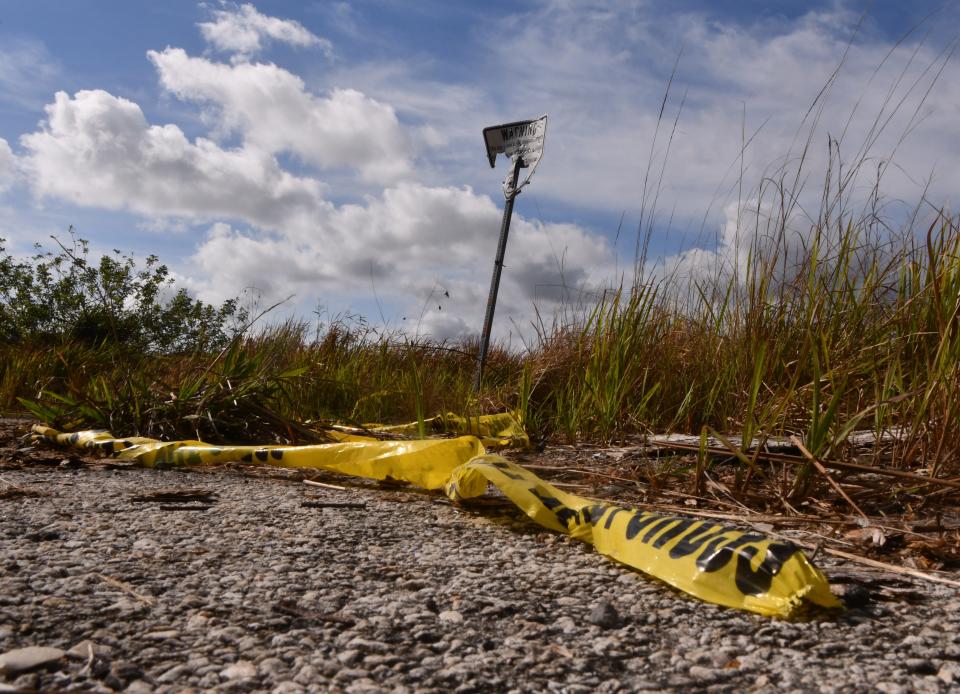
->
[0, 231, 245, 353]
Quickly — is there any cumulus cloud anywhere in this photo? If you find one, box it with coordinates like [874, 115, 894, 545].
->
[148, 48, 412, 183]
[184, 183, 617, 339]
[338, 1, 956, 238]
[15, 85, 613, 340]
[19, 89, 328, 227]
[198, 2, 332, 62]
[0, 138, 15, 191]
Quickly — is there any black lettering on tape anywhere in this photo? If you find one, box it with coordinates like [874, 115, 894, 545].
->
[585, 505, 608, 524]
[624, 512, 662, 540]
[734, 542, 799, 595]
[529, 487, 562, 510]
[697, 534, 766, 573]
[668, 524, 730, 559]
[485, 461, 524, 480]
[642, 517, 681, 544]
[651, 518, 699, 549]
[555, 507, 579, 527]
[603, 508, 625, 529]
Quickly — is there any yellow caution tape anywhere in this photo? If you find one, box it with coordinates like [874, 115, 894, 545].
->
[326, 412, 529, 449]
[32, 423, 840, 618]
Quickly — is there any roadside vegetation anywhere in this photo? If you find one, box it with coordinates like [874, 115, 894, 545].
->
[2, 203, 960, 480]
[4, 39, 960, 531]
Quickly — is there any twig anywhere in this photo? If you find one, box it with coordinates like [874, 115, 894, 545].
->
[79, 642, 95, 677]
[822, 547, 960, 589]
[95, 573, 156, 606]
[301, 500, 366, 509]
[650, 440, 960, 490]
[303, 479, 348, 491]
[0, 475, 24, 489]
[790, 436, 869, 520]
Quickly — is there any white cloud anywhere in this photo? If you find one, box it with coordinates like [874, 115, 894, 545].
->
[184, 183, 617, 340]
[0, 38, 60, 110]
[198, 2, 332, 62]
[148, 48, 412, 183]
[330, 2, 958, 243]
[19, 2, 955, 342]
[19, 89, 328, 227]
[0, 139, 15, 191]
[15, 85, 614, 341]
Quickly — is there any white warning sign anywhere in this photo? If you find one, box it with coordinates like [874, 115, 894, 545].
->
[483, 115, 547, 195]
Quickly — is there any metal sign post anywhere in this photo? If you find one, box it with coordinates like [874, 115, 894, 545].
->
[474, 115, 548, 393]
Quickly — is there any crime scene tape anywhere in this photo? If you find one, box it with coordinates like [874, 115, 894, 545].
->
[325, 412, 529, 449]
[32, 422, 840, 618]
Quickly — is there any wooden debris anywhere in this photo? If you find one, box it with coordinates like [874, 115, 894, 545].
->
[301, 500, 366, 509]
[821, 548, 960, 590]
[303, 479, 348, 491]
[791, 436, 868, 520]
[95, 573, 156, 606]
[130, 488, 218, 503]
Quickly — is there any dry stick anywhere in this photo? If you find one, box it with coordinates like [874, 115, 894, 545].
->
[301, 501, 366, 509]
[95, 573, 156, 606]
[79, 642, 95, 677]
[649, 440, 960, 491]
[821, 547, 960, 590]
[303, 479, 348, 491]
[790, 436, 869, 520]
[0, 475, 24, 489]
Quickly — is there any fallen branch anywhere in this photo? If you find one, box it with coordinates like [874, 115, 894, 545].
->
[301, 500, 366, 509]
[648, 440, 960, 491]
[790, 436, 868, 520]
[821, 548, 960, 590]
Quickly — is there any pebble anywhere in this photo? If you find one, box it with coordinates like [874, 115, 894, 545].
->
[221, 659, 257, 680]
[1, 461, 958, 693]
[0, 646, 65, 675]
[438, 610, 464, 624]
[587, 601, 620, 629]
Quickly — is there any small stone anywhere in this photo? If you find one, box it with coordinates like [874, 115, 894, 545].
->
[272, 683, 306, 694]
[0, 646, 65, 675]
[125, 680, 154, 693]
[939, 662, 960, 685]
[587, 601, 620, 629]
[689, 665, 716, 680]
[337, 649, 361, 665]
[833, 583, 871, 608]
[66, 640, 112, 659]
[110, 660, 144, 683]
[185, 613, 209, 631]
[258, 657, 286, 675]
[144, 630, 179, 640]
[157, 664, 190, 683]
[438, 610, 464, 624]
[222, 660, 257, 680]
[905, 658, 937, 675]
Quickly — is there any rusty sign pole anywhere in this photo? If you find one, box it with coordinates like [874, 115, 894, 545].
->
[473, 158, 522, 393]
[474, 115, 547, 394]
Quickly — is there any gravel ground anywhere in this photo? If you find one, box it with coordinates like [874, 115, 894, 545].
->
[2, 428, 960, 692]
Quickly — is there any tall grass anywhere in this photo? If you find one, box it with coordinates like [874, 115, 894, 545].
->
[4, 27, 960, 482]
[5, 209, 960, 478]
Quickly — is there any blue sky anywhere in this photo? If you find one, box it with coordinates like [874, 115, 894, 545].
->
[0, 1, 957, 343]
